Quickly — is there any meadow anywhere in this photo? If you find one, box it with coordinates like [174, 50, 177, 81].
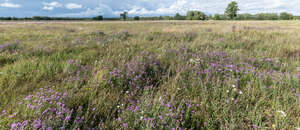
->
[0, 21, 299, 129]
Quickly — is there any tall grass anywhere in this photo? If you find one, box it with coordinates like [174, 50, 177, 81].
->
[0, 21, 299, 129]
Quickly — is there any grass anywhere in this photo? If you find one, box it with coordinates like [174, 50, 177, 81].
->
[0, 21, 299, 129]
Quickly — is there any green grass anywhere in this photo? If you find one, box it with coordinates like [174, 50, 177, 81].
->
[0, 21, 299, 129]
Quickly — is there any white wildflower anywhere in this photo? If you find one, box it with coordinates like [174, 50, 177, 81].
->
[189, 58, 200, 64]
[239, 91, 243, 95]
[232, 85, 236, 88]
[126, 91, 129, 94]
[140, 116, 143, 120]
[277, 110, 287, 117]
[159, 96, 162, 101]
[231, 98, 234, 101]
[189, 59, 196, 63]
[233, 88, 237, 92]
[295, 127, 300, 130]
[226, 90, 230, 93]
[296, 67, 300, 72]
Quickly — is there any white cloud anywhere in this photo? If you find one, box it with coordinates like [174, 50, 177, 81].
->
[42, 1, 62, 11]
[0, 2, 21, 8]
[66, 3, 82, 9]
[59, 4, 114, 17]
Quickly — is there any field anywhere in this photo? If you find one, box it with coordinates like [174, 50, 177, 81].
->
[0, 21, 299, 129]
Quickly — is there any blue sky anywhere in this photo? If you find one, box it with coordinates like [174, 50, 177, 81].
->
[0, 0, 299, 17]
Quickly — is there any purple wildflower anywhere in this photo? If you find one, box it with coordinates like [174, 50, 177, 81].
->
[65, 115, 71, 121]
[123, 123, 128, 128]
[11, 123, 20, 129]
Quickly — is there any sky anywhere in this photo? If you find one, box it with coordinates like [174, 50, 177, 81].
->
[0, 0, 299, 17]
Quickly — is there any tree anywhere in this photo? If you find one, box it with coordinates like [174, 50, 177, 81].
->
[120, 11, 128, 21]
[225, 1, 239, 20]
[93, 15, 103, 21]
[207, 14, 213, 20]
[186, 11, 195, 20]
[174, 13, 185, 20]
[279, 12, 293, 20]
[159, 16, 163, 20]
[214, 14, 221, 20]
[134, 16, 140, 20]
[186, 11, 206, 20]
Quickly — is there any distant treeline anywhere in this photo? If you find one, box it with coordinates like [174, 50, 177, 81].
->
[141, 12, 296, 21]
[0, 16, 104, 21]
[0, 13, 299, 21]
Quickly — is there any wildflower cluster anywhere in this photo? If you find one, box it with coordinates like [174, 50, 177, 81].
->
[105, 52, 166, 91]
[6, 87, 87, 129]
[64, 59, 93, 87]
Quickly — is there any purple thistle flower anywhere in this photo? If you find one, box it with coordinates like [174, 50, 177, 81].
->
[67, 59, 76, 65]
[33, 120, 42, 129]
[11, 123, 20, 129]
[252, 124, 259, 129]
[78, 106, 83, 111]
[166, 103, 171, 108]
[133, 106, 139, 112]
[9, 112, 17, 118]
[27, 103, 32, 108]
[46, 127, 53, 130]
[123, 123, 128, 128]
[22, 120, 28, 126]
[158, 115, 163, 120]
[65, 115, 71, 121]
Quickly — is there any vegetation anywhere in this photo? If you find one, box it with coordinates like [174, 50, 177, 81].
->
[174, 13, 186, 20]
[92, 15, 104, 21]
[120, 12, 128, 21]
[186, 11, 207, 20]
[225, 1, 240, 20]
[279, 12, 294, 20]
[0, 16, 104, 21]
[134, 16, 140, 20]
[0, 21, 299, 129]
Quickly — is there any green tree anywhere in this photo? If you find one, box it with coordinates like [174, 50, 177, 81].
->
[92, 15, 103, 21]
[159, 16, 163, 20]
[134, 16, 140, 20]
[120, 11, 128, 21]
[186, 11, 206, 20]
[186, 11, 195, 20]
[225, 1, 239, 20]
[214, 14, 221, 20]
[279, 12, 293, 20]
[174, 13, 185, 20]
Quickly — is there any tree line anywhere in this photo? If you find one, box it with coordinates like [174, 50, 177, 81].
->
[0, 1, 298, 21]
[0, 16, 104, 21]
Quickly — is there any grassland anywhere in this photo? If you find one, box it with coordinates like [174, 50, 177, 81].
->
[0, 21, 299, 129]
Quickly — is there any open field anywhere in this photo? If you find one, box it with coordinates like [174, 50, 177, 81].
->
[0, 21, 299, 129]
